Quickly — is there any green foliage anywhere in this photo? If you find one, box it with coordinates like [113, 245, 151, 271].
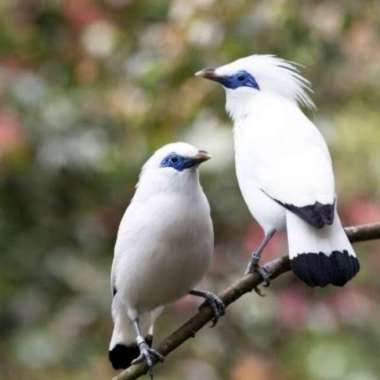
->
[0, 1, 380, 379]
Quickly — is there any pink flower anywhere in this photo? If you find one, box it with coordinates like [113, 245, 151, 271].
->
[277, 288, 309, 329]
[342, 198, 380, 225]
[0, 110, 25, 157]
[63, 0, 107, 30]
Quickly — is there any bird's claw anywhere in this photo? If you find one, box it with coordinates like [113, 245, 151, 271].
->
[246, 255, 272, 296]
[131, 341, 164, 378]
[253, 285, 265, 297]
[244, 250, 261, 275]
[253, 266, 271, 296]
[257, 266, 271, 287]
[199, 292, 226, 327]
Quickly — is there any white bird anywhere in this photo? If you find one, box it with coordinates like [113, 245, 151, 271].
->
[108, 142, 224, 376]
[196, 55, 359, 288]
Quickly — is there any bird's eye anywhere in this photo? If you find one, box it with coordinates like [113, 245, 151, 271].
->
[171, 156, 178, 163]
[237, 73, 246, 81]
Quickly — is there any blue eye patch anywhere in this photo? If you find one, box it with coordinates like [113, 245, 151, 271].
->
[160, 153, 198, 172]
[216, 70, 259, 90]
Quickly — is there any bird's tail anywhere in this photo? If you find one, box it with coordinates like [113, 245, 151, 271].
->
[108, 298, 163, 370]
[286, 209, 360, 287]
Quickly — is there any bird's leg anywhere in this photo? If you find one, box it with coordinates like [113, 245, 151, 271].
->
[189, 289, 225, 327]
[130, 318, 164, 379]
[245, 229, 276, 294]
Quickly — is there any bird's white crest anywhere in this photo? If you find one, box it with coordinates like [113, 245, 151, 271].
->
[215, 54, 315, 120]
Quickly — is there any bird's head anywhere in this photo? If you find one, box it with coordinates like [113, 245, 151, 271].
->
[137, 142, 210, 195]
[195, 54, 314, 120]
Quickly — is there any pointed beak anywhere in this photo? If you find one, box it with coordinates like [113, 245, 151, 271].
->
[193, 150, 211, 164]
[194, 68, 218, 81]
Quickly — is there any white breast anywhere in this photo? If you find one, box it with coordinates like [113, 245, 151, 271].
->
[233, 117, 286, 232]
[113, 189, 213, 314]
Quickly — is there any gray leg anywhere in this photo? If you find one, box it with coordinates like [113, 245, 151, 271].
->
[189, 289, 225, 327]
[244, 229, 276, 292]
[130, 318, 164, 379]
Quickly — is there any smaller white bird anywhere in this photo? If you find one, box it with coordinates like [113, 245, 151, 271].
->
[196, 54, 359, 288]
[109, 142, 224, 377]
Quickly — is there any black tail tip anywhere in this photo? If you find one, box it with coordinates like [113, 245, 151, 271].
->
[290, 250, 360, 287]
[109, 335, 153, 370]
[109, 344, 139, 370]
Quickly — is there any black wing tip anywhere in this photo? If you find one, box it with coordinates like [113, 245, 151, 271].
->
[290, 250, 360, 287]
[260, 189, 335, 228]
[276, 199, 335, 229]
[109, 335, 153, 370]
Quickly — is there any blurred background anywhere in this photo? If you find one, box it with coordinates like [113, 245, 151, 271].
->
[1, 1, 380, 379]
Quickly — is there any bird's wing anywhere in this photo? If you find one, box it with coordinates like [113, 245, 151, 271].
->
[254, 117, 336, 228]
[110, 198, 144, 295]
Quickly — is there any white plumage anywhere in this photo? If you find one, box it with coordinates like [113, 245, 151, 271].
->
[109, 142, 223, 373]
[232, 89, 334, 228]
[196, 54, 359, 287]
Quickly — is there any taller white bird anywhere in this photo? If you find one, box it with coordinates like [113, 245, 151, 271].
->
[109, 142, 224, 376]
[196, 54, 359, 287]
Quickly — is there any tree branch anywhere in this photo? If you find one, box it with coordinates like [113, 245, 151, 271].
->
[113, 222, 380, 380]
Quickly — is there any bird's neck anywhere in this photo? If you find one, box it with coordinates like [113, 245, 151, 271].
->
[135, 171, 201, 202]
[225, 91, 255, 122]
[226, 91, 298, 123]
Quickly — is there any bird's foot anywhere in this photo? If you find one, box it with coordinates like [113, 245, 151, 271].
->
[254, 266, 271, 294]
[198, 291, 226, 327]
[244, 250, 261, 275]
[245, 253, 272, 296]
[131, 340, 164, 379]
